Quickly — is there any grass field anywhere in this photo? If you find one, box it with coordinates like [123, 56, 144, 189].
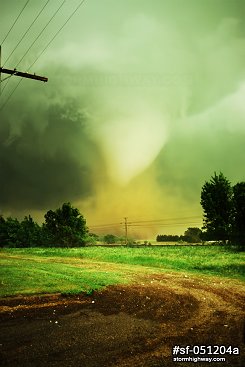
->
[0, 246, 244, 297]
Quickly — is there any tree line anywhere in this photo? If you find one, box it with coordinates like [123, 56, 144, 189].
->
[0, 203, 89, 248]
[0, 172, 244, 249]
[156, 172, 244, 249]
[200, 172, 245, 249]
[156, 228, 202, 243]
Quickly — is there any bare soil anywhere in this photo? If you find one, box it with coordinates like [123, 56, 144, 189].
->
[0, 273, 244, 367]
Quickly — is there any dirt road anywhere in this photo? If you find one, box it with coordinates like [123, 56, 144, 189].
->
[0, 273, 244, 366]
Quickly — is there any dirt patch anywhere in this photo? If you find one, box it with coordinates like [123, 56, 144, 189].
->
[88, 285, 199, 322]
[0, 274, 244, 367]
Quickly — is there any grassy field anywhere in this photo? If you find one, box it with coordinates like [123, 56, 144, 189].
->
[0, 246, 244, 297]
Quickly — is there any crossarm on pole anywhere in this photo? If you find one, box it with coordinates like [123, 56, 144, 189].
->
[0, 67, 48, 82]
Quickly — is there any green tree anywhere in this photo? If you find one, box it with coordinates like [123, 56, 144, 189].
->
[5, 217, 21, 247]
[232, 182, 245, 249]
[184, 227, 202, 243]
[103, 234, 118, 244]
[0, 215, 8, 247]
[200, 172, 233, 241]
[44, 202, 88, 247]
[18, 215, 41, 247]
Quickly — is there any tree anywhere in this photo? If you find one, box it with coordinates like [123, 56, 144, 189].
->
[0, 215, 40, 247]
[156, 234, 181, 242]
[18, 215, 41, 247]
[103, 234, 118, 244]
[0, 215, 8, 247]
[232, 182, 245, 249]
[4, 217, 21, 247]
[44, 202, 88, 247]
[200, 172, 233, 241]
[184, 227, 202, 243]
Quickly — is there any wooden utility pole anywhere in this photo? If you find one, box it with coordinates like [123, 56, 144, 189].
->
[124, 217, 128, 245]
[0, 46, 48, 86]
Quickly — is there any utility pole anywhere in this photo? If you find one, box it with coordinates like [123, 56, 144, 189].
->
[0, 46, 48, 86]
[0, 46, 1, 95]
[124, 217, 128, 245]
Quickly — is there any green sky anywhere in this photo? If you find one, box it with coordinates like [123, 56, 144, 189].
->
[0, 0, 245, 237]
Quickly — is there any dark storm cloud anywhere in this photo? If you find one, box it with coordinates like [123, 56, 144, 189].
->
[0, 0, 245, 233]
[155, 129, 245, 202]
[0, 99, 105, 211]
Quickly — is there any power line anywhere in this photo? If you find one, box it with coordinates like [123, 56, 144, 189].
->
[28, 0, 87, 72]
[0, 71, 12, 96]
[88, 217, 203, 236]
[89, 216, 202, 228]
[1, 0, 51, 96]
[89, 222, 122, 228]
[90, 227, 123, 232]
[128, 222, 202, 228]
[15, 0, 66, 69]
[3, 0, 51, 67]
[90, 225, 122, 229]
[0, 0, 87, 112]
[1, 0, 63, 107]
[129, 216, 202, 224]
[0, 78, 23, 112]
[1, 0, 31, 46]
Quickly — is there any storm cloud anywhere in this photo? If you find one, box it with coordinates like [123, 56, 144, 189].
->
[0, 0, 244, 235]
[0, 97, 105, 211]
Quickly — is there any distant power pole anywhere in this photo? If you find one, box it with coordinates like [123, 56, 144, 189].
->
[124, 217, 128, 245]
[0, 46, 48, 93]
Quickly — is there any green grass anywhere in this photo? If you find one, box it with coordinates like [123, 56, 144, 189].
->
[0, 246, 244, 297]
[0, 255, 127, 297]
